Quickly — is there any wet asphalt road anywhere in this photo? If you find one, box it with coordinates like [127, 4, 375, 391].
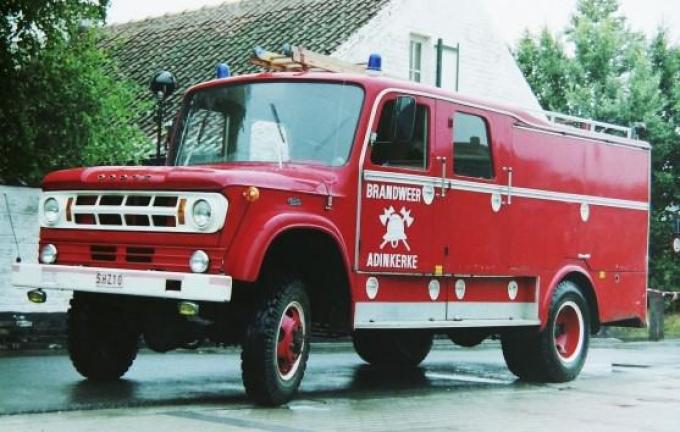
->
[1, 340, 680, 431]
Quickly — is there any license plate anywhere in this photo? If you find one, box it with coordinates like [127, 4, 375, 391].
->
[95, 272, 124, 288]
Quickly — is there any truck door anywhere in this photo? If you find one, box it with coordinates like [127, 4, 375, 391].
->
[358, 94, 438, 275]
[434, 101, 512, 276]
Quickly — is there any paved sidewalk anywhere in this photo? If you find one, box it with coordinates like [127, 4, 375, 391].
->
[1, 340, 679, 431]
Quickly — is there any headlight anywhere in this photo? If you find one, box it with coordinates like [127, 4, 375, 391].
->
[39, 244, 58, 264]
[43, 198, 60, 225]
[192, 200, 212, 229]
[189, 250, 210, 273]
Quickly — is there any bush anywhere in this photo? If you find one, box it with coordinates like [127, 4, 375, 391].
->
[0, 0, 150, 186]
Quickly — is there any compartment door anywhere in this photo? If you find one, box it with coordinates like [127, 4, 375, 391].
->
[437, 102, 512, 276]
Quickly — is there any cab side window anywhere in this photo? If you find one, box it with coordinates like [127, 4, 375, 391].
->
[371, 100, 429, 169]
[453, 113, 493, 179]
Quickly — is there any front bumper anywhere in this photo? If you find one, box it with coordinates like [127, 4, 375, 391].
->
[11, 263, 232, 302]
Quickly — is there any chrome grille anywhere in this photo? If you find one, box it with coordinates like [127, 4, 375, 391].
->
[41, 190, 229, 233]
[71, 193, 181, 229]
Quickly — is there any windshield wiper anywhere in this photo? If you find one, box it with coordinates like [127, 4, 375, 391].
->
[269, 103, 286, 169]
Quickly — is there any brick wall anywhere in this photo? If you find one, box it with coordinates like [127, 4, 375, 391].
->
[332, 0, 542, 111]
[0, 186, 71, 312]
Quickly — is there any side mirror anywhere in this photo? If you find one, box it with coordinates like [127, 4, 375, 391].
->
[390, 96, 416, 142]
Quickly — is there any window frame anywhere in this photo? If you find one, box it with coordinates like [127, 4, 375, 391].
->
[409, 34, 431, 84]
[409, 39, 423, 83]
[440, 43, 460, 92]
[171, 80, 366, 168]
[451, 111, 495, 180]
[369, 95, 433, 172]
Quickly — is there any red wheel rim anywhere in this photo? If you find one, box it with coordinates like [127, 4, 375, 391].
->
[553, 301, 584, 363]
[276, 302, 305, 380]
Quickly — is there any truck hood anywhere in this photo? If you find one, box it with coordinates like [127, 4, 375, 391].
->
[42, 163, 343, 195]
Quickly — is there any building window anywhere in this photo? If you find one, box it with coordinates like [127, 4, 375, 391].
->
[409, 40, 422, 82]
[409, 36, 428, 83]
[441, 44, 460, 92]
[453, 112, 493, 179]
[434, 39, 460, 92]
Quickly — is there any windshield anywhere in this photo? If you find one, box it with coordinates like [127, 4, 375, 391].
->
[174, 82, 364, 167]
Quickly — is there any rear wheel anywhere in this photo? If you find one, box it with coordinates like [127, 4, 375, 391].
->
[241, 277, 311, 406]
[353, 330, 433, 367]
[67, 295, 140, 380]
[501, 280, 590, 382]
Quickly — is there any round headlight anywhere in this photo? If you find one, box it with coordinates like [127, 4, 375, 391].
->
[192, 200, 212, 229]
[189, 250, 210, 273]
[39, 244, 58, 264]
[43, 198, 60, 225]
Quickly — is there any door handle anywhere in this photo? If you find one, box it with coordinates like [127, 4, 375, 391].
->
[436, 156, 447, 197]
[577, 253, 591, 260]
[503, 166, 513, 205]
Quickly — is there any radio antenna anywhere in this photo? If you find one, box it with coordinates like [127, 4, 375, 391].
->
[3, 192, 22, 263]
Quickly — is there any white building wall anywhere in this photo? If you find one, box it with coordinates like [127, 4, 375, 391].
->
[0, 186, 70, 312]
[333, 0, 542, 111]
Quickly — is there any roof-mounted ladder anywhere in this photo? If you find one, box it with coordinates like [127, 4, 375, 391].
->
[539, 110, 634, 139]
[251, 44, 368, 74]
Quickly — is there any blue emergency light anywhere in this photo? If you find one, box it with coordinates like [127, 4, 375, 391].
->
[367, 53, 382, 72]
[216, 63, 231, 79]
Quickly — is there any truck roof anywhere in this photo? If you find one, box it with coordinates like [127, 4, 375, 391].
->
[188, 71, 650, 151]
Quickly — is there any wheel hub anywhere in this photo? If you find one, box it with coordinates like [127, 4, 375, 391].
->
[553, 302, 583, 363]
[276, 304, 304, 377]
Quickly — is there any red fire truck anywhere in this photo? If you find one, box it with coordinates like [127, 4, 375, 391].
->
[12, 47, 650, 406]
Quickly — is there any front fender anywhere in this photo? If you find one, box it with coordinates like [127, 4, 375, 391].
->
[224, 210, 350, 282]
[539, 264, 597, 329]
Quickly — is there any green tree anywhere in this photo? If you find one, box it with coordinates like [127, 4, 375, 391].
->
[515, 29, 571, 111]
[0, 0, 150, 186]
[644, 30, 680, 288]
[515, 0, 680, 290]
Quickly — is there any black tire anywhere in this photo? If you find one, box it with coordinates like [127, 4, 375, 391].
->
[501, 330, 540, 380]
[447, 329, 488, 348]
[501, 280, 590, 382]
[241, 277, 311, 406]
[353, 330, 433, 367]
[67, 295, 140, 380]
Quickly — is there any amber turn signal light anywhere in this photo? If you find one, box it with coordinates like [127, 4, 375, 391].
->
[243, 186, 260, 202]
[177, 198, 187, 224]
[65, 197, 73, 222]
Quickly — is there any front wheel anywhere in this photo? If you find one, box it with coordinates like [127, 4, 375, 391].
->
[501, 280, 590, 382]
[241, 277, 311, 406]
[67, 295, 140, 380]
